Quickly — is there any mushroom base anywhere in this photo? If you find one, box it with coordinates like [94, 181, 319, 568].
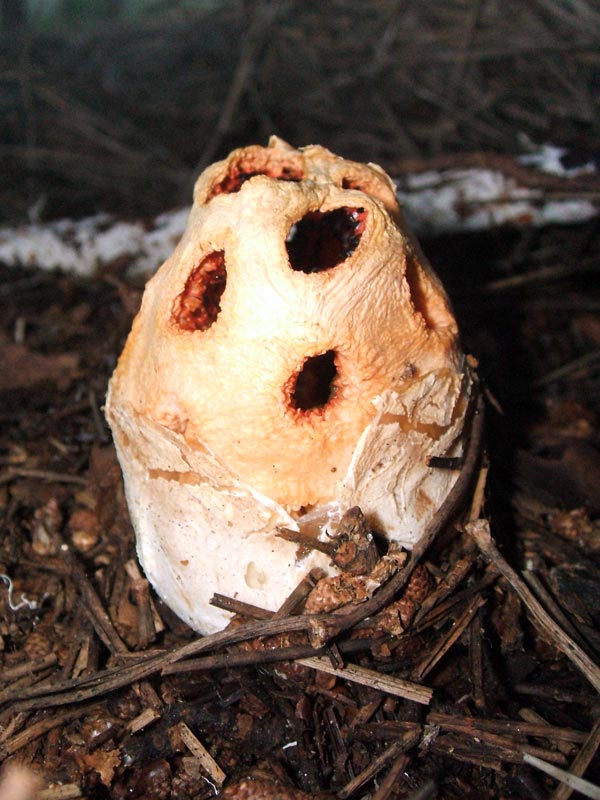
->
[106, 364, 473, 634]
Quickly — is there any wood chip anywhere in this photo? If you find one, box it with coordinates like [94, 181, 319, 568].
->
[38, 785, 83, 800]
[176, 721, 226, 787]
[126, 706, 161, 734]
[70, 637, 91, 680]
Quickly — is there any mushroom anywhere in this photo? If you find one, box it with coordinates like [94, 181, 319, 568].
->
[105, 137, 475, 634]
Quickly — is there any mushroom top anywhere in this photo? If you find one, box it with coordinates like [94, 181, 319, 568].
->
[109, 137, 462, 511]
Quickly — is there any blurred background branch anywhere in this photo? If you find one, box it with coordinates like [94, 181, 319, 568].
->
[1, 0, 599, 223]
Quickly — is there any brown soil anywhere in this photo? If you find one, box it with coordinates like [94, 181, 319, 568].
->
[1, 2, 600, 798]
[1, 214, 599, 798]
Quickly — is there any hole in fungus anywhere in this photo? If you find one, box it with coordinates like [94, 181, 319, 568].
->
[173, 251, 226, 332]
[342, 177, 365, 192]
[289, 350, 338, 412]
[208, 159, 303, 198]
[286, 207, 366, 273]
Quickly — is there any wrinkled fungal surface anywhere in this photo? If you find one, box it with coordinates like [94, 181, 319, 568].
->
[106, 137, 474, 633]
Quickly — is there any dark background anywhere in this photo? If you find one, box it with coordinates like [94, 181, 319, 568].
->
[2, 0, 599, 224]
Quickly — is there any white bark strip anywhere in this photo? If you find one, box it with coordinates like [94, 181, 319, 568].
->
[1, 148, 597, 278]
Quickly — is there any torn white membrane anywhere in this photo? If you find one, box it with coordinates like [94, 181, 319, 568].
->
[107, 366, 471, 634]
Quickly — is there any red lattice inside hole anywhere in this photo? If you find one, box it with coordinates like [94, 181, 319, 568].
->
[342, 177, 365, 192]
[286, 207, 367, 273]
[173, 251, 226, 332]
[287, 350, 338, 412]
[208, 159, 303, 199]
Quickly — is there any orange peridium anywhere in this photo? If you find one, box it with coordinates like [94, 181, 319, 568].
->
[109, 138, 460, 510]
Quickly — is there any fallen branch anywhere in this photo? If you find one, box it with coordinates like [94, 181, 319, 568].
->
[466, 518, 600, 693]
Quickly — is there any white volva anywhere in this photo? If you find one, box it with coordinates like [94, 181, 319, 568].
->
[106, 137, 474, 634]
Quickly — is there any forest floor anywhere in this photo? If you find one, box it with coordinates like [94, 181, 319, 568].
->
[1, 212, 600, 799]
[1, 2, 600, 798]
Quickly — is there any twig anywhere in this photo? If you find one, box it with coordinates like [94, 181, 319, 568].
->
[183, 1, 284, 192]
[323, 705, 349, 782]
[61, 540, 128, 657]
[0, 710, 30, 746]
[469, 607, 486, 710]
[337, 730, 420, 799]
[430, 735, 502, 772]
[523, 752, 600, 800]
[531, 349, 600, 388]
[370, 754, 410, 800]
[0, 704, 99, 759]
[411, 594, 487, 680]
[0, 468, 87, 487]
[6, 616, 321, 710]
[428, 712, 587, 744]
[522, 570, 598, 657]
[519, 707, 574, 757]
[124, 559, 161, 649]
[514, 683, 600, 708]
[466, 519, 600, 693]
[551, 719, 600, 800]
[297, 657, 432, 706]
[0, 669, 57, 708]
[350, 721, 421, 743]
[468, 464, 489, 521]
[275, 527, 335, 555]
[162, 643, 326, 675]
[413, 555, 476, 625]
[88, 388, 109, 443]
[209, 593, 274, 620]
[433, 729, 568, 767]
[162, 637, 375, 677]
[126, 707, 161, 734]
[0, 653, 57, 682]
